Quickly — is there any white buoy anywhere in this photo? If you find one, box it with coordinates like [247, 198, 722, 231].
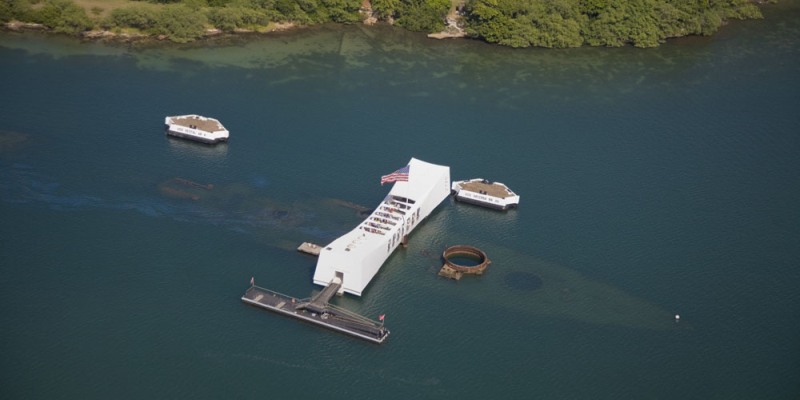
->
[675, 314, 680, 322]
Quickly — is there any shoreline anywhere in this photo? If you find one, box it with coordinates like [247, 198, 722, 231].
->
[2, 19, 467, 46]
[3, 20, 302, 44]
[1, 0, 772, 48]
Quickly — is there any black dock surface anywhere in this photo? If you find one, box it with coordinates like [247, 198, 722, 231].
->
[242, 285, 389, 343]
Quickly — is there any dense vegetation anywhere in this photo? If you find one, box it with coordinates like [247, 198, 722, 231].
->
[466, 0, 766, 48]
[0, 0, 770, 46]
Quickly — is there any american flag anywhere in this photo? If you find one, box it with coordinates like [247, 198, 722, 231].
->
[380, 165, 410, 185]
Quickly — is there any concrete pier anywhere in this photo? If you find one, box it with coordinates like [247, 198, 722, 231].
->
[242, 284, 389, 343]
[297, 242, 322, 256]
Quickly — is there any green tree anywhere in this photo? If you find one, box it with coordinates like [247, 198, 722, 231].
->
[0, 0, 14, 22]
[274, 0, 311, 22]
[321, 0, 361, 23]
[208, 5, 269, 31]
[151, 4, 208, 42]
[14, 0, 40, 21]
[394, 0, 449, 32]
[580, 0, 606, 17]
[466, 0, 584, 48]
[534, 12, 583, 48]
[109, 6, 159, 30]
[30, 0, 93, 33]
[371, 0, 399, 19]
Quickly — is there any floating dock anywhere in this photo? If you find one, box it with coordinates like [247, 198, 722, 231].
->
[241, 282, 389, 344]
[451, 178, 519, 210]
[297, 242, 322, 256]
[165, 114, 229, 144]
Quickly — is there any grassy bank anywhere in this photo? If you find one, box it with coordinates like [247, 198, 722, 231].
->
[0, 0, 773, 47]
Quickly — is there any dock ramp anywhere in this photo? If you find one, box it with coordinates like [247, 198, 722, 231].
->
[298, 277, 341, 314]
[242, 281, 389, 343]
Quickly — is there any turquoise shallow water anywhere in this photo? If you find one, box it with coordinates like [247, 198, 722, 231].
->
[1, 3, 800, 399]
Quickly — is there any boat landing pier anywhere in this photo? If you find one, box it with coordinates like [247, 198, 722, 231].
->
[297, 242, 322, 256]
[241, 279, 389, 344]
[296, 277, 341, 313]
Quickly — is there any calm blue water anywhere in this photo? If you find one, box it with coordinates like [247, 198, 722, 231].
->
[1, 3, 799, 399]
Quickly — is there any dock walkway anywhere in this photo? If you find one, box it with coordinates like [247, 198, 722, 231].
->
[242, 285, 389, 343]
[299, 279, 341, 314]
